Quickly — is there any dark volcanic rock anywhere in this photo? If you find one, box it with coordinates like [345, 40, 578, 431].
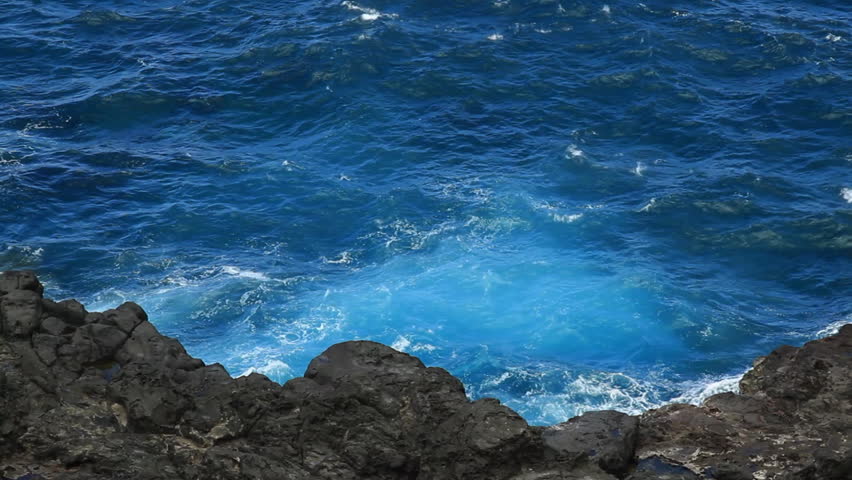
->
[0, 271, 849, 479]
[542, 410, 638, 476]
[635, 324, 852, 480]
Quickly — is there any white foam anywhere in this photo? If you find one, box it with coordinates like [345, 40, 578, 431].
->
[475, 367, 664, 422]
[638, 198, 656, 212]
[601, 5, 611, 15]
[551, 213, 583, 223]
[487, 33, 504, 41]
[840, 187, 852, 203]
[531, 199, 586, 224]
[280, 159, 303, 171]
[341, 1, 397, 22]
[20, 116, 72, 136]
[633, 161, 646, 176]
[272, 307, 344, 348]
[411, 343, 437, 353]
[363, 218, 457, 251]
[825, 33, 842, 43]
[438, 178, 494, 204]
[670, 374, 743, 405]
[163, 275, 191, 287]
[4, 245, 44, 260]
[390, 335, 436, 354]
[222, 265, 270, 281]
[816, 316, 850, 338]
[220, 266, 308, 286]
[567, 372, 659, 416]
[82, 289, 131, 313]
[0, 150, 29, 166]
[483, 371, 513, 388]
[391, 335, 411, 351]
[238, 359, 291, 378]
[566, 144, 584, 158]
[476, 363, 757, 424]
[323, 251, 353, 265]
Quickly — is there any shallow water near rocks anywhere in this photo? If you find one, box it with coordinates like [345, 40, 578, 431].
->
[1, 0, 850, 424]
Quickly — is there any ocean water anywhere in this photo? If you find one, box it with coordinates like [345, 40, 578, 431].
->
[1, 0, 850, 425]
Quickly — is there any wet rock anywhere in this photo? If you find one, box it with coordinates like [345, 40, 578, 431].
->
[0, 271, 850, 479]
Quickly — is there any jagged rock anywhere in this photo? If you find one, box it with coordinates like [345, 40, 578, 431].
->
[634, 324, 852, 479]
[0, 271, 849, 480]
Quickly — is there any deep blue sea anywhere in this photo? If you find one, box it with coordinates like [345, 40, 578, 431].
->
[2, 0, 851, 424]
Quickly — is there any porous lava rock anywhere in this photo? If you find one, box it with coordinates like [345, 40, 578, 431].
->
[0, 271, 849, 479]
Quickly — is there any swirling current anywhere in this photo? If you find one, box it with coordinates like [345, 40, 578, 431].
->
[1, 0, 850, 424]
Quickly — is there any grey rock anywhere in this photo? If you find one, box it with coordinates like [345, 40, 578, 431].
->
[42, 299, 87, 326]
[39, 316, 73, 337]
[100, 302, 146, 333]
[32, 333, 66, 366]
[70, 323, 128, 364]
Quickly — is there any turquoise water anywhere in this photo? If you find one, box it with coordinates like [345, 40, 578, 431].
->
[1, 0, 850, 424]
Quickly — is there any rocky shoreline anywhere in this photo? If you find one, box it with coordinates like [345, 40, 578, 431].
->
[1, 271, 849, 479]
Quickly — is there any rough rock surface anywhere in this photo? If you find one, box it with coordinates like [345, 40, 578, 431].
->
[0, 271, 849, 479]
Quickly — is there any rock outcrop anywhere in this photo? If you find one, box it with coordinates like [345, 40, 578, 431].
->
[0, 271, 849, 479]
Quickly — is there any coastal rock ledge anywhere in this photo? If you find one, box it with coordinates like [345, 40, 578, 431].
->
[0, 271, 849, 480]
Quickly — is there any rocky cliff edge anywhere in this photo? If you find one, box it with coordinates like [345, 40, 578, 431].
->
[1, 271, 849, 479]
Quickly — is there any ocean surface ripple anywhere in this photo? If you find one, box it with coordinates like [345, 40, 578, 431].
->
[1, 0, 850, 424]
